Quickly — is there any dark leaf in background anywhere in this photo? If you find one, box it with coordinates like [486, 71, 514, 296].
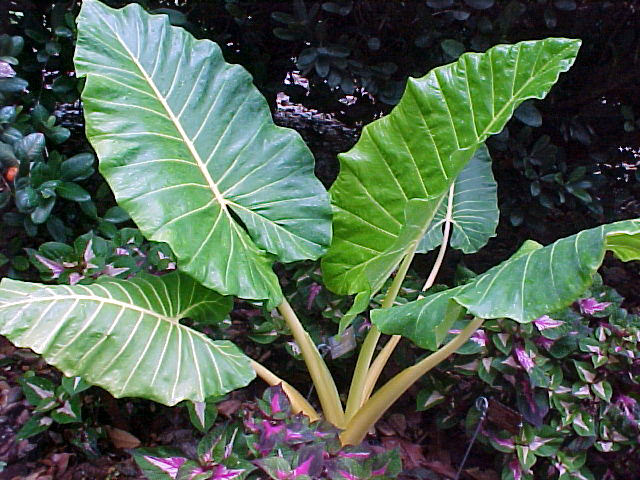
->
[427, 0, 454, 8]
[60, 153, 95, 181]
[56, 182, 91, 202]
[554, 0, 577, 11]
[514, 101, 542, 127]
[0, 77, 28, 93]
[31, 197, 56, 224]
[464, 0, 495, 9]
[440, 39, 465, 58]
[103, 206, 130, 224]
[516, 384, 549, 428]
[15, 133, 45, 162]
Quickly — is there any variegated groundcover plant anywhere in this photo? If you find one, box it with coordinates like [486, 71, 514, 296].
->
[1, 0, 639, 468]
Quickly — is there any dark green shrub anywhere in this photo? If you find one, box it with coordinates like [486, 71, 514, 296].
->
[0, 18, 104, 278]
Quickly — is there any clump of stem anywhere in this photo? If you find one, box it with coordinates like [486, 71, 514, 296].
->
[252, 183, 482, 446]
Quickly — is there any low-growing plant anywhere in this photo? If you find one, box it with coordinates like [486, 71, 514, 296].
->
[408, 274, 640, 479]
[1, 0, 639, 464]
[16, 372, 91, 440]
[27, 227, 178, 285]
[135, 385, 400, 480]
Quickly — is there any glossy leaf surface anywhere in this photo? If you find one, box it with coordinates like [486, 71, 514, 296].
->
[418, 145, 498, 254]
[0, 272, 254, 405]
[74, 0, 331, 304]
[322, 38, 581, 296]
[372, 219, 640, 349]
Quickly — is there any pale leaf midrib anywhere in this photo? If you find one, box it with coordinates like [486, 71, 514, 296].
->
[98, 13, 228, 211]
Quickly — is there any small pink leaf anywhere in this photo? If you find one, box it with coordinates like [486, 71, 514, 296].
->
[533, 315, 564, 330]
[143, 455, 187, 479]
[509, 458, 523, 480]
[292, 457, 313, 476]
[270, 390, 283, 414]
[102, 264, 129, 277]
[578, 298, 611, 315]
[306, 283, 321, 310]
[210, 464, 245, 480]
[34, 254, 65, 278]
[69, 273, 85, 285]
[337, 470, 359, 480]
[514, 345, 535, 372]
[83, 239, 95, 264]
[0, 61, 16, 78]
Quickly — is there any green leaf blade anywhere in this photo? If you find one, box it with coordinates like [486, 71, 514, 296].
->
[370, 287, 466, 350]
[74, 0, 331, 304]
[322, 38, 581, 296]
[419, 145, 498, 254]
[372, 219, 640, 349]
[454, 224, 609, 321]
[0, 272, 254, 406]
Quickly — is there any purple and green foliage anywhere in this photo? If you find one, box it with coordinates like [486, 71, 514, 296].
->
[135, 386, 401, 480]
[135, 427, 254, 480]
[16, 372, 91, 440]
[415, 275, 640, 479]
[246, 386, 401, 480]
[27, 228, 177, 285]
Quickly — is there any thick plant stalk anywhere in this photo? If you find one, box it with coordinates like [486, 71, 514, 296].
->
[251, 360, 320, 422]
[361, 334, 401, 403]
[278, 299, 345, 427]
[344, 326, 382, 422]
[362, 184, 456, 401]
[344, 247, 417, 422]
[340, 316, 485, 446]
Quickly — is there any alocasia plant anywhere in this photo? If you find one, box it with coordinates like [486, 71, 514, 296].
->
[2, 0, 639, 453]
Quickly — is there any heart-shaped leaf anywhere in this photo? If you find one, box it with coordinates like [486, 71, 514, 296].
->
[74, 0, 331, 305]
[0, 271, 253, 405]
[372, 219, 640, 349]
[322, 37, 581, 297]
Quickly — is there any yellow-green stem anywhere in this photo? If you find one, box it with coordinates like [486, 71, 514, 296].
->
[278, 299, 345, 427]
[251, 359, 320, 422]
[344, 246, 417, 422]
[340, 316, 485, 446]
[362, 183, 457, 401]
[344, 325, 381, 422]
[361, 334, 400, 402]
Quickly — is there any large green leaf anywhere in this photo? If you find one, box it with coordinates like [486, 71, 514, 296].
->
[0, 272, 254, 405]
[370, 287, 467, 350]
[334, 196, 443, 334]
[322, 38, 581, 296]
[74, 0, 331, 304]
[418, 145, 498, 254]
[372, 219, 640, 349]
